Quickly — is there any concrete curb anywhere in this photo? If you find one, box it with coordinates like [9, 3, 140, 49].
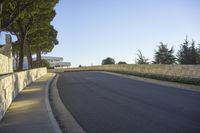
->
[45, 73, 62, 133]
[49, 74, 86, 133]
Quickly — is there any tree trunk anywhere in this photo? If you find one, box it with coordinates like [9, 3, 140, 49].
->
[36, 50, 41, 68]
[16, 52, 19, 70]
[18, 35, 25, 71]
[27, 41, 32, 69]
[13, 51, 19, 70]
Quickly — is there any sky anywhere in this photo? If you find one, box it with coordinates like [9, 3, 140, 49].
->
[1, 0, 200, 67]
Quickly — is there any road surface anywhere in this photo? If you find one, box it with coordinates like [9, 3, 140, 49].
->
[57, 71, 200, 133]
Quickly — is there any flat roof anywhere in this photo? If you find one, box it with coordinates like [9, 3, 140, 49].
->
[41, 56, 63, 60]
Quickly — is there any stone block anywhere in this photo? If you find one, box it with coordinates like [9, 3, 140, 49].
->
[0, 90, 5, 104]
[0, 67, 47, 120]
[0, 102, 6, 120]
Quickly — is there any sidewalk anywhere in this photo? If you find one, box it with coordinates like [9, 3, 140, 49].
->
[0, 73, 60, 133]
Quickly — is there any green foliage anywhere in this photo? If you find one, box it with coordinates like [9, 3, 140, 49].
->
[177, 37, 197, 64]
[1, 0, 35, 31]
[136, 50, 149, 64]
[29, 25, 58, 54]
[196, 44, 200, 64]
[102, 57, 115, 65]
[118, 61, 127, 64]
[1, 0, 59, 70]
[32, 59, 50, 68]
[154, 42, 176, 64]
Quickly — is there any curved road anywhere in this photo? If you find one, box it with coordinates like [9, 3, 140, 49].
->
[57, 71, 200, 133]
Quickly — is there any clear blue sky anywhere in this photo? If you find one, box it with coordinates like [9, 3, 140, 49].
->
[1, 0, 200, 67]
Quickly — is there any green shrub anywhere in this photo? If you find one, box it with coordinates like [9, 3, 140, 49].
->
[32, 59, 50, 68]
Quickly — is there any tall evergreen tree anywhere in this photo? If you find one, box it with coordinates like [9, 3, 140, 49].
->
[195, 44, 200, 64]
[177, 37, 189, 64]
[190, 40, 197, 64]
[177, 37, 197, 64]
[153, 42, 176, 64]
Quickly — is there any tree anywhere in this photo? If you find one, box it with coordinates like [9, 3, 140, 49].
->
[32, 59, 50, 68]
[29, 25, 58, 67]
[190, 40, 197, 64]
[177, 37, 189, 64]
[12, 40, 20, 69]
[196, 44, 200, 64]
[118, 61, 127, 64]
[177, 37, 197, 64]
[102, 57, 115, 65]
[2, 0, 58, 70]
[136, 50, 149, 64]
[0, 0, 36, 31]
[153, 42, 176, 64]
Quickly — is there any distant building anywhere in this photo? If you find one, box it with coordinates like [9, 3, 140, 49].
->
[41, 56, 63, 67]
[13, 56, 71, 69]
[41, 56, 71, 68]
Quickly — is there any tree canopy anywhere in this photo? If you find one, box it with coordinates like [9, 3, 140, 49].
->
[0, 0, 59, 70]
[102, 57, 115, 65]
[196, 44, 200, 64]
[118, 61, 127, 64]
[153, 42, 176, 64]
[177, 37, 197, 64]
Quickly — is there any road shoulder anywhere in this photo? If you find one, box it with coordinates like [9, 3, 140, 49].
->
[49, 74, 86, 133]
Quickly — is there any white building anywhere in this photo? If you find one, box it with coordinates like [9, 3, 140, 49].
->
[14, 56, 71, 69]
[42, 56, 71, 68]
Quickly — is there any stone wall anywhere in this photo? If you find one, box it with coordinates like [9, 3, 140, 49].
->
[0, 34, 13, 75]
[0, 67, 47, 120]
[0, 54, 13, 75]
[49, 64, 200, 79]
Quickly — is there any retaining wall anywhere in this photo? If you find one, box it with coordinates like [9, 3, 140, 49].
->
[49, 64, 200, 78]
[0, 54, 13, 75]
[0, 34, 13, 75]
[0, 67, 47, 120]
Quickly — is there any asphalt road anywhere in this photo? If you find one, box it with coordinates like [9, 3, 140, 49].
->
[57, 71, 200, 133]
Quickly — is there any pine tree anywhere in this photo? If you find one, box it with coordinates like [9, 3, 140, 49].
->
[177, 37, 197, 64]
[190, 40, 197, 64]
[153, 42, 176, 64]
[1, 0, 59, 70]
[196, 44, 200, 64]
